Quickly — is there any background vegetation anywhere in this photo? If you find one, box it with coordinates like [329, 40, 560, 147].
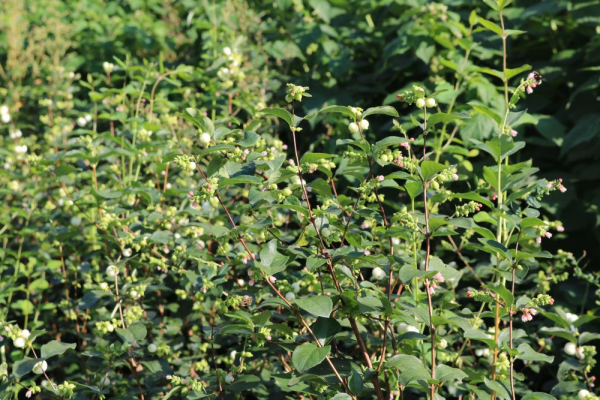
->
[1, 0, 599, 399]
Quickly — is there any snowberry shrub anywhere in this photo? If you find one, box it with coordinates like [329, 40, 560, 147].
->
[0, 1, 598, 400]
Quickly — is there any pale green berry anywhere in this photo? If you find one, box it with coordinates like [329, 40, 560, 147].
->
[360, 119, 369, 130]
[416, 98, 426, 108]
[426, 98, 437, 108]
[148, 343, 157, 353]
[348, 122, 358, 133]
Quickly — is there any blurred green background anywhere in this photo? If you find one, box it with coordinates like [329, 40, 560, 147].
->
[1, 0, 599, 263]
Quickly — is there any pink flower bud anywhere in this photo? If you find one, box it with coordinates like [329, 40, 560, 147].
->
[510, 129, 518, 137]
[261, 151, 268, 156]
[453, 173, 459, 181]
[556, 226, 564, 232]
[377, 175, 384, 182]
[545, 232, 553, 238]
[166, 375, 173, 380]
[536, 237, 542, 244]
[188, 191, 194, 197]
[266, 335, 272, 340]
[434, 272, 445, 283]
[528, 72, 535, 80]
[526, 86, 533, 94]
[282, 144, 288, 150]
[191, 201, 198, 208]
[249, 279, 255, 286]
[243, 149, 249, 155]
[269, 276, 276, 283]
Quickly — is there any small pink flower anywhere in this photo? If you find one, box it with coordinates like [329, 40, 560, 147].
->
[526, 86, 533, 94]
[377, 175, 384, 182]
[288, 159, 294, 165]
[247, 269, 254, 276]
[536, 237, 542, 244]
[549, 298, 555, 305]
[0, 336, 3, 342]
[192, 201, 198, 208]
[266, 335, 272, 340]
[453, 173, 459, 181]
[491, 193, 497, 201]
[26, 391, 32, 398]
[545, 232, 553, 238]
[269, 276, 276, 283]
[434, 272, 445, 283]
[166, 375, 173, 380]
[528, 72, 535, 80]
[467, 290, 473, 297]
[163, 246, 170, 254]
[546, 182, 553, 189]
[249, 279, 255, 286]
[510, 129, 518, 137]
[261, 151, 268, 156]
[243, 149, 249, 155]
[364, 250, 371, 256]
[428, 281, 437, 295]
[556, 226, 565, 232]
[188, 191, 194, 197]
[270, 147, 276, 152]
[282, 144, 288, 150]
[559, 185, 567, 193]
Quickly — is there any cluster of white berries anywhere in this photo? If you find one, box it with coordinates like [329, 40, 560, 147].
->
[76, 114, 92, 127]
[348, 119, 369, 133]
[1, 105, 11, 123]
[415, 97, 437, 109]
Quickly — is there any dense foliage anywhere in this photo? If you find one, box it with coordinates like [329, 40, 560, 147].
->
[1, 0, 599, 399]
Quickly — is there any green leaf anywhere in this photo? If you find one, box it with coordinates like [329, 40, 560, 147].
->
[362, 106, 399, 118]
[448, 192, 494, 209]
[520, 217, 547, 229]
[348, 369, 363, 395]
[184, 108, 214, 134]
[516, 343, 554, 363]
[311, 317, 341, 346]
[427, 112, 467, 128]
[436, 364, 468, 383]
[41, 341, 76, 359]
[478, 238, 512, 262]
[522, 393, 558, 400]
[292, 343, 331, 373]
[301, 152, 336, 164]
[385, 355, 430, 385]
[468, 102, 502, 125]
[505, 64, 531, 81]
[258, 107, 293, 126]
[12, 358, 38, 379]
[330, 394, 353, 400]
[116, 323, 147, 344]
[484, 282, 514, 307]
[319, 105, 356, 119]
[478, 17, 503, 36]
[219, 175, 262, 187]
[484, 377, 512, 400]
[258, 239, 288, 275]
[420, 160, 447, 182]
[295, 296, 333, 318]
[373, 136, 410, 154]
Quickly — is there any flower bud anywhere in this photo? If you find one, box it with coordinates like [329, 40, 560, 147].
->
[360, 119, 369, 130]
[348, 122, 358, 133]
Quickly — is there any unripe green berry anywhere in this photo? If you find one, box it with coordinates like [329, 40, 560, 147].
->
[416, 98, 426, 109]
